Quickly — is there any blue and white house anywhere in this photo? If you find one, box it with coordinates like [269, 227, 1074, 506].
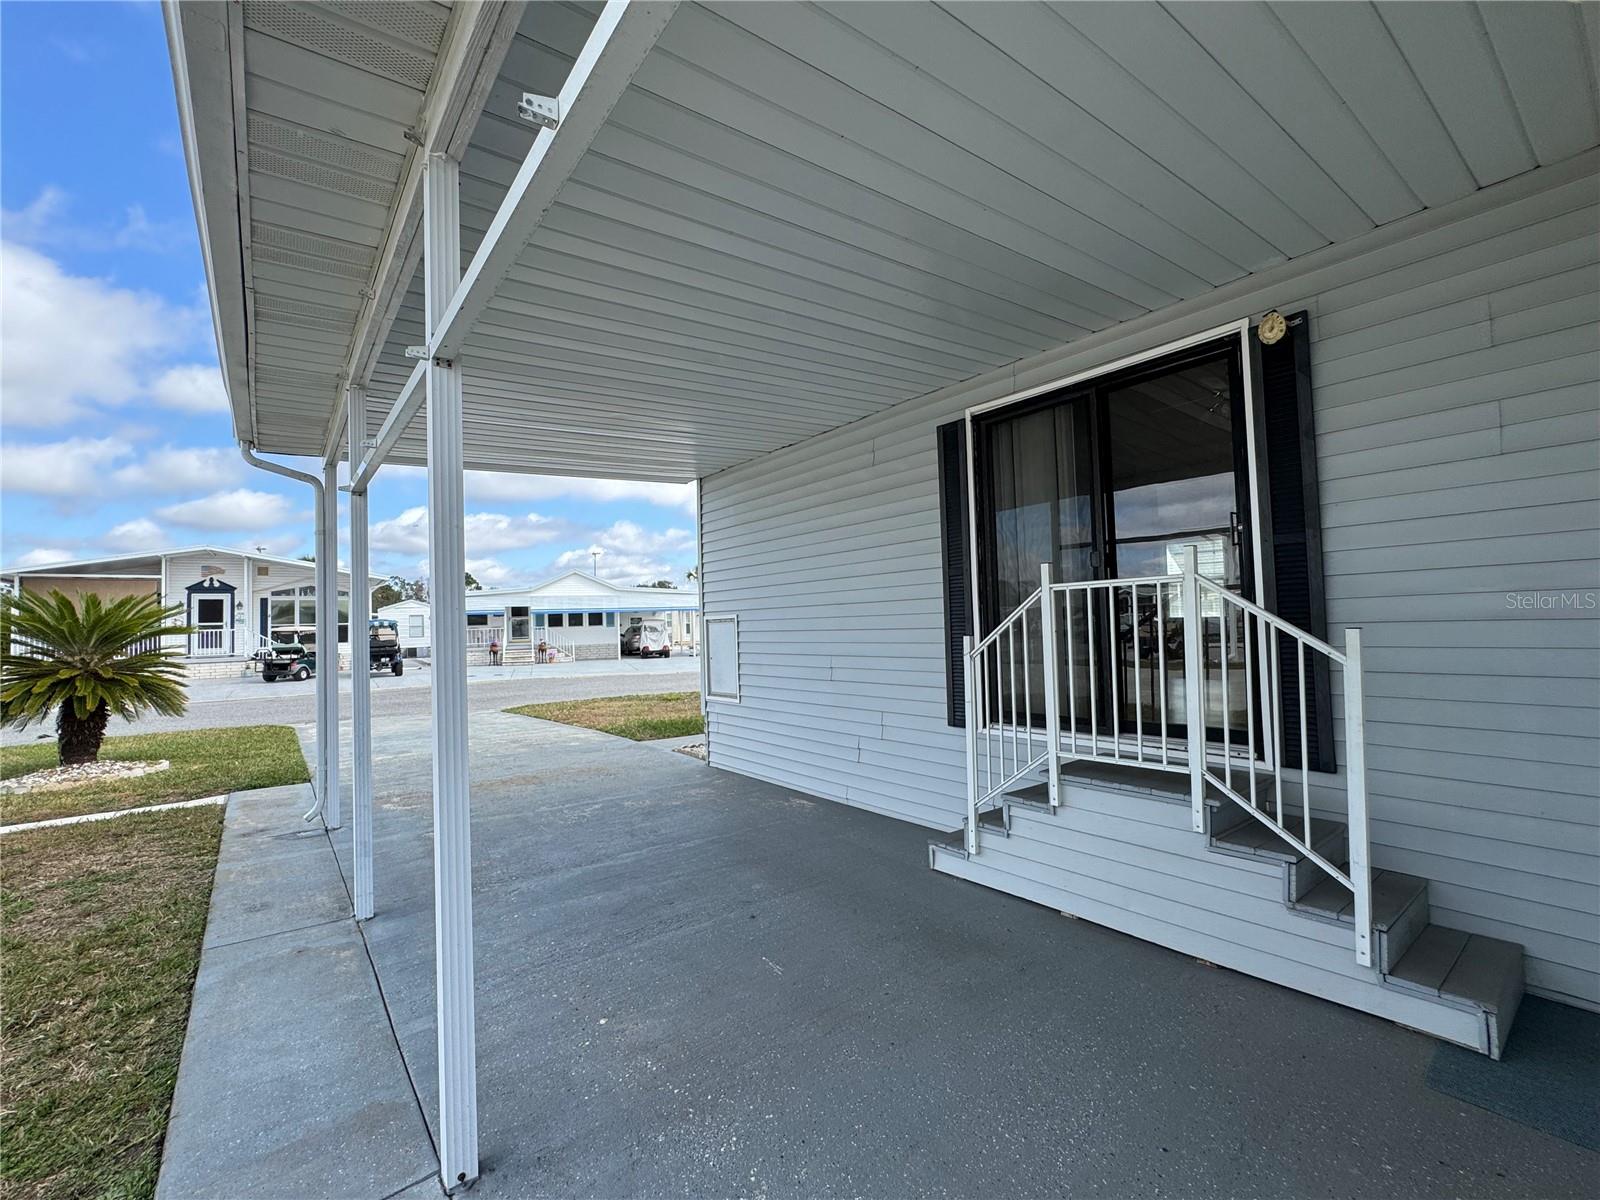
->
[167, 1, 1599, 1188]
[463, 570, 699, 661]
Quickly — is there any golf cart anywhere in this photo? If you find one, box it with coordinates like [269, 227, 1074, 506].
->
[260, 618, 405, 682]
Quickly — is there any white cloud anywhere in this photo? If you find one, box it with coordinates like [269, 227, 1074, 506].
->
[3, 187, 190, 255]
[464, 557, 519, 588]
[110, 445, 242, 493]
[103, 518, 170, 551]
[372, 506, 564, 558]
[551, 520, 696, 585]
[372, 507, 430, 555]
[148, 365, 229, 414]
[157, 488, 296, 531]
[0, 240, 213, 428]
[0, 436, 133, 496]
[1, 438, 243, 500]
[466, 471, 697, 514]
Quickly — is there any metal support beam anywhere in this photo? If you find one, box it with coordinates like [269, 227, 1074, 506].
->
[318, 2, 528, 466]
[350, 1, 674, 489]
[429, 0, 676, 360]
[348, 386, 375, 920]
[424, 151, 479, 1192]
[350, 357, 425, 490]
[318, 460, 341, 830]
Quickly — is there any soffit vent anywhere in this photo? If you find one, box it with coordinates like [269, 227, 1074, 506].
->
[242, 2, 435, 90]
[317, 1, 450, 52]
[249, 147, 398, 206]
[251, 224, 373, 282]
[256, 365, 343, 394]
[255, 294, 361, 331]
[247, 115, 402, 184]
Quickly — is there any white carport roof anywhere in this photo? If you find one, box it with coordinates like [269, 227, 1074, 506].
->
[168, 1, 1600, 485]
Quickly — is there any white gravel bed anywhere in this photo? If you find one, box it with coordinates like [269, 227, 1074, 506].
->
[1, 759, 171, 794]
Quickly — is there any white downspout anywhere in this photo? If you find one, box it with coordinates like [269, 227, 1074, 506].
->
[238, 441, 331, 825]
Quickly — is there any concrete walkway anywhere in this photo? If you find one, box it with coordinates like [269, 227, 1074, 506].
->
[160, 712, 1599, 1198]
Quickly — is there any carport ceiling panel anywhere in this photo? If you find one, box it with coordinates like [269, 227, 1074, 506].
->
[240, 0, 452, 455]
[354, 0, 1600, 479]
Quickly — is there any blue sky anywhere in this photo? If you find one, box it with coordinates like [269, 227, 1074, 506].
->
[0, 1, 697, 588]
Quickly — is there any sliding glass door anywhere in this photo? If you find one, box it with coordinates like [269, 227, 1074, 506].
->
[974, 338, 1256, 750]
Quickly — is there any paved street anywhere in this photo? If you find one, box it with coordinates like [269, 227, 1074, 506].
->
[1, 657, 700, 744]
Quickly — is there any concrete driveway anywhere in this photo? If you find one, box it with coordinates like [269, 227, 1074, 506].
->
[159, 710, 1599, 1199]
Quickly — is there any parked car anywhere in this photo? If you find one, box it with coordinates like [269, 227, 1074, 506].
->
[621, 619, 644, 655]
[262, 619, 405, 681]
[634, 620, 671, 659]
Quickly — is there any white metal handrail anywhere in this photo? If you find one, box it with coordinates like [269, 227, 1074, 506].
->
[964, 548, 1373, 967]
[1192, 568, 1371, 966]
[1049, 572, 1190, 776]
[963, 584, 1051, 853]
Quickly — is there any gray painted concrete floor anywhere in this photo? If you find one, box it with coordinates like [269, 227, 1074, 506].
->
[162, 711, 1600, 1199]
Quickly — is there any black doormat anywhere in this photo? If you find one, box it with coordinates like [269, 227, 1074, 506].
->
[1427, 996, 1600, 1152]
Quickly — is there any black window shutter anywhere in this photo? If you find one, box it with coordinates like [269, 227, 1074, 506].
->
[936, 419, 972, 728]
[1251, 311, 1336, 773]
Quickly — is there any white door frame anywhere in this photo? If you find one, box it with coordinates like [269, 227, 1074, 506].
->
[962, 316, 1273, 769]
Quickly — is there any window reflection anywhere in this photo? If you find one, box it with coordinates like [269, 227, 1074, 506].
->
[977, 345, 1254, 749]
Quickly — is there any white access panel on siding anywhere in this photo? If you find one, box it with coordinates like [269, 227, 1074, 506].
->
[705, 615, 740, 701]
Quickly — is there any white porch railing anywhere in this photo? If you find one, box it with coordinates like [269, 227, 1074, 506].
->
[192, 627, 232, 656]
[965, 549, 1372, 967]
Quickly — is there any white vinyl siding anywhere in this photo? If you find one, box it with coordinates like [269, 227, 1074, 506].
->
[700, 170, 1599, 1010]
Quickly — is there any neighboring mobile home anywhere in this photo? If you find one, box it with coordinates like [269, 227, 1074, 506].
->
[374, 597, 432, 656]
[463, 571, 698, 661]
[2, 547, 371, 677]
[376, 572, 699, 662]
[168, 1, 1599, 1186]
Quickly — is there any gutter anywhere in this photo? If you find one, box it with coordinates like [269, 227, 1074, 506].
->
[237, 440, 327, 824]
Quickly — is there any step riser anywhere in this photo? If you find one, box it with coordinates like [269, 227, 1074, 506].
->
[1288, 827, 1349, 903]
[1377, 890, 1430, 975]
[952, 761, 1526, 1060]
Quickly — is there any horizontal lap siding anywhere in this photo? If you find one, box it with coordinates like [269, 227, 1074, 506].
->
[701, 169, 1600, 1009]
[1306, 192, 1600, 1009]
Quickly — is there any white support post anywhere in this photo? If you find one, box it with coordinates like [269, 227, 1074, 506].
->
[1183, 546, 1205, 833]
[963, 635, 979, 856]
[318, 459, 341, 830]
[423, 151, 479, 1192]
[1343, 627, 1373, 969]
[348, 386, 375, 921]
[1039, 562, 1061, 808]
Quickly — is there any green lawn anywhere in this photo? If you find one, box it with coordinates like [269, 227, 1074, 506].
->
[1, 726, 310, 826]
[506, 692, 704, 741]
[0, 806, 225, 1200]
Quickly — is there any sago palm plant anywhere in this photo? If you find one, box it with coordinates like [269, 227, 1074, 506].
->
[0, 589, 193, 765]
